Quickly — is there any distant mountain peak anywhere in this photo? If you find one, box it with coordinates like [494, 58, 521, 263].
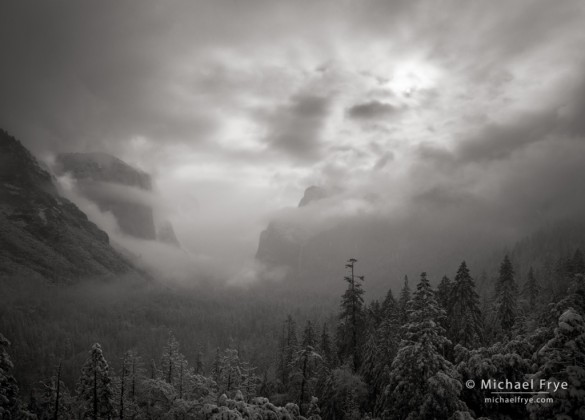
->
[298, 185, 327, 207]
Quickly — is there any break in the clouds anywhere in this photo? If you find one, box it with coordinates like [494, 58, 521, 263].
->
[1, 0, 585, 278]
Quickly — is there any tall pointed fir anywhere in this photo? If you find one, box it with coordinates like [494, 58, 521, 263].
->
[379, 273, 467, 420]
[495, 255, 518, 334]
[361, 286, 400, 415]
[447, 261, 483, 348]
[76, 343, 113, 420]
[398, 275, 411, 325]
[336, 258, 366, 372]
[436, 276, 452, 312]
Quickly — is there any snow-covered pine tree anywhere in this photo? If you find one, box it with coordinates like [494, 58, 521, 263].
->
[290, 345, 322, 415]
[366, 300, 383, 330]
[336, 258, 366, 372]
[76, 343, 114, 420]
[35, 373, 74, 420]
[240, 361, 259, 401]
[447, 261, 483, 348]
[381, 287, 397, 318]
[398, 275, 411, 325]
[36, 362, 73, 420]
[495, 255, 518, 334]
[380, 272, 467, 420]
[361, 288, 400, 415]
[528, 308, 585, 420]
[218, 347, 241, 396]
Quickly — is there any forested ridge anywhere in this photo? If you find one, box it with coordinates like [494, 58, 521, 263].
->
[2, 247, 585, 419]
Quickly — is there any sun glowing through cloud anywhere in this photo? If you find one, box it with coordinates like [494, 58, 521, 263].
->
[388, 59, 441, 97]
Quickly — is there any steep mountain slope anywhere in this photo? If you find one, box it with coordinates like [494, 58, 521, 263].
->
[0, 130, 138, 282]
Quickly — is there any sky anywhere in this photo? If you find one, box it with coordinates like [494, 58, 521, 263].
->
[2, 0, 585, 282]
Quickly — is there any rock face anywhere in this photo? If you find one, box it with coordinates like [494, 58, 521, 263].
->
[255, 186, 327, 268]
[55, 152, 157, 240]
[0, 130, 137, 282]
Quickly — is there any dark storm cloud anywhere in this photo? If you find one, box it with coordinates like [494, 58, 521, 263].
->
[261, 94, 331, 161]
[347, 101, 398, 120]
[0, 1, 219, 155]
[455, 112, 558, 164]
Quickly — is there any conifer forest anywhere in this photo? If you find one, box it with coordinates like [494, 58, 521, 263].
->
[2, 1, 585, 419]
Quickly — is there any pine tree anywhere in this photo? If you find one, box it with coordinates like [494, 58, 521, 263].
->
[523, 267, 540, 307]
[291, 346, 322, 415]
[381, 287, 397, 317]
[436, 275, 452, 312]
[240, 362, 259, 401]
[76, 343, 113, 420]
[398, 275, 411, 325]
[336, 258, 366, 372]
[302, 321, 318, 348]
[366, 300, 383, 330]
[495, 255, 518, 334]
[161, 331, 180, 384]
[0, 334, 21, 419]
[447, 261, 483, 348]
[35, 362, 74, 420]
[123, 350, 144, 418]
[380, 273, 467, 419]
[360, 287, 400, 415]
[528, 308, 585, 420]
[218, 347, 241, 395]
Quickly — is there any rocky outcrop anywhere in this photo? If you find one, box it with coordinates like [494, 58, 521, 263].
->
[298, 186, 327, 207]
[55, 152, 157, 240]
[0, 130, 138, 282]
